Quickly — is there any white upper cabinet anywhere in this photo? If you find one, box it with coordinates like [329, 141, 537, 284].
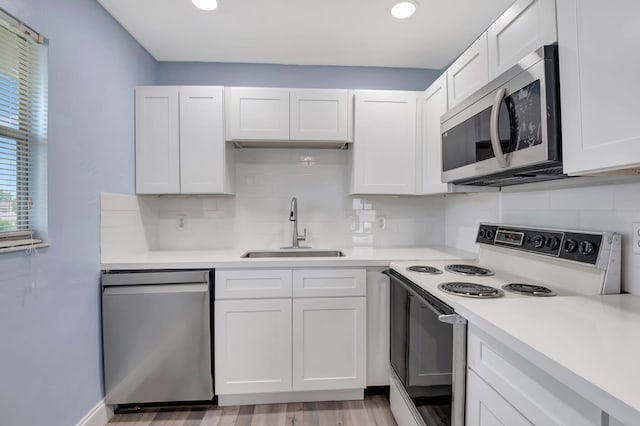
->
[447, 34, 489, 109]
[226, 87, 352, 143]
[226, 87, 290, 140]
[290, 89, 350, 141]
[135, 87, 180, 194]
[421, 73, 449, 195]
[487, 0, 557, 79]
[179, 87, 233, 194]
[352, 91, 418, 194]
[558, 0, 640, 175]
[136, 86, 233, 195]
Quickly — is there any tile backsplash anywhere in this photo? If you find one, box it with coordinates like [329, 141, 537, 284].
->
[103, 149, 446, 254]
[102, 151, 640, 294]
[444, 180, 640, 294]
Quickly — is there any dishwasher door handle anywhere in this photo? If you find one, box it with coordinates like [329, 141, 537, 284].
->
[103, 283, 209, 296]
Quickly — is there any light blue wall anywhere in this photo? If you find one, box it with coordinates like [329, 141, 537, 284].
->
[157, 62, 442, 90]
[0, 1, 157, 425]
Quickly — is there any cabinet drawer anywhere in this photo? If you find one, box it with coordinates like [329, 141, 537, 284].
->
[292, 269, 366, 297]
[215, 269, 292, 299]
[468, 325, 602, 426]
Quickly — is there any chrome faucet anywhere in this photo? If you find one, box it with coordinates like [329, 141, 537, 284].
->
[282, 197, 309, 249]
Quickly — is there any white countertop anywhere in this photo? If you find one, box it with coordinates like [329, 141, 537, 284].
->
[102, 246, 640, 422]
[100, 246, 474, 270]
[453, 294, 640, 425]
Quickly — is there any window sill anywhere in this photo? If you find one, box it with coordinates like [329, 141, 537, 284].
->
[0, 242, 49, 255]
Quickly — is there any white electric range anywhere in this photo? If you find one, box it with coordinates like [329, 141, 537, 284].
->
[386, 223, 622, 426]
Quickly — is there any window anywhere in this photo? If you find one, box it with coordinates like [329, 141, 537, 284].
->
[0, 10, 47, 250]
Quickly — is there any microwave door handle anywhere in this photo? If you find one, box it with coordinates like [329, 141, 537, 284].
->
[490, 87, 509, 168]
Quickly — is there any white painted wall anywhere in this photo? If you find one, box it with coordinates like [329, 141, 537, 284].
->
[444, 181, 640, 294]
[102, 149, 447, 256]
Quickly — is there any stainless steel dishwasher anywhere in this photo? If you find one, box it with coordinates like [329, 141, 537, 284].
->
[102, 270, 213, 405]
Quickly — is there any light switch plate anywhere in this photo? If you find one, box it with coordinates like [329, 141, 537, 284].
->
[633, 222, 640, 254]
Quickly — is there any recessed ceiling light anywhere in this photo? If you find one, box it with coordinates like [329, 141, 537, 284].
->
[391, 1, 417, 19]
[192, 0, 218, 11]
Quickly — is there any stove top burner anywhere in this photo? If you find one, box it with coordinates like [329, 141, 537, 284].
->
[407, 265, 443, 275]
[445, 264, 494, 277]
[502, 283, 556, 297]
[438, 282, 503, 298]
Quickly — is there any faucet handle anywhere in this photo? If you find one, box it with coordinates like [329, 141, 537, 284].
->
[298, 228, 307, 241]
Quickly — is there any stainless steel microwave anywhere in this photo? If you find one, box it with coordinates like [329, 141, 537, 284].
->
[440, 45, 563, 187]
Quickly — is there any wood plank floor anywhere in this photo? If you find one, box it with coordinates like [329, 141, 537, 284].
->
[108, 395, 397, 426]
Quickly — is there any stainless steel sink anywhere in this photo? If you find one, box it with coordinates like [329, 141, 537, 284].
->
[241, 249, 346, 258]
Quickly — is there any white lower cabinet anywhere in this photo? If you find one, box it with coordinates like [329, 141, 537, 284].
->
[214, 268, 367, 398]
[292, 297, 366, 391]
[467, 324, 603, 426]
[467, 369, 532, 426]
[214, 299, 292, 395]
[366, 268, 390, 387]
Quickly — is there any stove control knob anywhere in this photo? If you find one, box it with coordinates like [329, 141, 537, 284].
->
[532, 235, 545, 248]
[478, 229, 487, 239]
[579, 241, 596, 256]
[546, 236, 560, 250]
[564, 239, 577, 253]
[486, 229, 495, 239]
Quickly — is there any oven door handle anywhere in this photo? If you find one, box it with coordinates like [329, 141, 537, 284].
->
[382, 269, 451, 318]
[438, 313, 467, 325]
[490, 86, 510, 168]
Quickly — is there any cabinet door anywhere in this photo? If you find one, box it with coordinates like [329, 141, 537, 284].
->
[447, 34, 489, 108]
[292, 297, 366, 391]
[352, 91, 417, 194]
[135, 86, 180, 194]
[290, 89, 349, 141]
[422, 73, 450, 195]
[466, 369, 533, 426]
[215, 299, 292, 395]
[487, 0, 557, 79]
[226, 87, 290, 140]
[179, 86, 230, 194]
[558, 0, 640, 175]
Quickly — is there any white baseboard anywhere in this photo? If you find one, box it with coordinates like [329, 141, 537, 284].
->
[76, 400, 114, 426]
[218, 389, 363, 407]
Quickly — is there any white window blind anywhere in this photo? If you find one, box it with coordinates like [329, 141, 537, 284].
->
[0, 11, 47, 247]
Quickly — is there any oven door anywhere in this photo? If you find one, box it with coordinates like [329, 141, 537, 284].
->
[386, 269, 467, 426]
[441, 46, 560, 184]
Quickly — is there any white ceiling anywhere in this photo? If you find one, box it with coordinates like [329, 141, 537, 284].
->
[98, 0, 515, 69]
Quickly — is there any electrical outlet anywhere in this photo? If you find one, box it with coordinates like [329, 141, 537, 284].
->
[376, 216, 387, 230]
[633, 222, 640, 254]
[176, 214, 187, 231]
